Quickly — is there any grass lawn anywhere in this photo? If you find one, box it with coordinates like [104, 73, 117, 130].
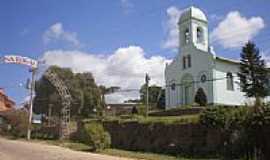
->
[138, 115, 200, 124]
[102, 114, 200, 125]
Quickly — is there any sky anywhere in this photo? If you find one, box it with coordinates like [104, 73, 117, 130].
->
[0, 0, 270, 105]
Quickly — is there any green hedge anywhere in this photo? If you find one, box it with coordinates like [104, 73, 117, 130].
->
[199, 105, 270, 159]
[77, 121, 111, 151]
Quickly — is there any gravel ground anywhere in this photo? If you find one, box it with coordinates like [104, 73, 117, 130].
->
[0, 137, 133, 160]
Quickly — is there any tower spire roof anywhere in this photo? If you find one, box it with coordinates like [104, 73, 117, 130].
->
[179, 6, 207, 24]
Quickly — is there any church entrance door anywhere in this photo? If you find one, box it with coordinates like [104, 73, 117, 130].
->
[184, 85, 192, 105]
[181, 74, 194, 105]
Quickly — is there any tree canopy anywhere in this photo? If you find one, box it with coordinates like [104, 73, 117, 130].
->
[33, 66, 103, 118]
[139, 84, 165, 109]
[238, 41, 269, 102]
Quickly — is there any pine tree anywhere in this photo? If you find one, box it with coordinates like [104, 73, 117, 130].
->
[238, 41, 269, 105]
[195, 88, 207, 106]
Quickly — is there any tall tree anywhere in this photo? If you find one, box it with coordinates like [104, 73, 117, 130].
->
[33, 66, 103, 118]
[238, 41, 268, 105]
[140, 84, 162, 105]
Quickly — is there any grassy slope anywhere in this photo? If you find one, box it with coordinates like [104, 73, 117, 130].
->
[102, 114, 200, 125]
[28, 138, 217, 160]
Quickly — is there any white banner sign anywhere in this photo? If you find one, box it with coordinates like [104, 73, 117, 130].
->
[3, 55, 38, 69]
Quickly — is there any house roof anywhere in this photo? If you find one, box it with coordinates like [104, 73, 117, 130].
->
[215, 56, 240, 65]
[107, 103, 138, 108]
[0, 89, 16, 111]
[215, 56, 270, 72]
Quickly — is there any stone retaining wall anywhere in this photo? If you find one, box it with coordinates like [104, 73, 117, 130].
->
[103, 121, 221, 156]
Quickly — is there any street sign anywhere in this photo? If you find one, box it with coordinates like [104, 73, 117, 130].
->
[2, 55, 38, 69]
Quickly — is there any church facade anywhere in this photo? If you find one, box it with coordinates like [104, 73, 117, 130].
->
[165, 6, 250, 109]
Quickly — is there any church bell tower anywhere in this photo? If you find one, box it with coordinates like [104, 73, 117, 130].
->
[178, 6, 209, 53]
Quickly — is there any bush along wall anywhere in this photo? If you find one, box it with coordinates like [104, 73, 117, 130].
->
[75, 120, 111, 151]
[103, 121, 221, 157]
[200, 106, 270, 160]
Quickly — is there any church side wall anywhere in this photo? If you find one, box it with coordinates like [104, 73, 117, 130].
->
[213, 60, 246, 106]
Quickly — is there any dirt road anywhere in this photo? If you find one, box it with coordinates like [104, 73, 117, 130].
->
[0, 137, 133, 160]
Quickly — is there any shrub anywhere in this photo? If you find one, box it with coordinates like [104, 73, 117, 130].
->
[79, 121, 111, 151]
[199, 106, 250, 159]
[131, 106, 138, 114]
[199, 106, 270, 159]
[194, 88, 207, 106]
[243, 106, 270, 159]
[138, 105, 147, 116]
[7, 110, 29, 138]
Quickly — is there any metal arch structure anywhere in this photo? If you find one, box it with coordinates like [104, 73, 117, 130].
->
[43, 69, 72, 139]
[0, 55, 72, 139]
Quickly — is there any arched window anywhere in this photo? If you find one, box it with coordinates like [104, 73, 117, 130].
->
[197, 27, 204, 43]
[183, 56, 186, 69]
[187, 55, 191, 68]
[227, 72, 234, 91]
[184, 28, 190, 44]
[171, 83, 176, 91]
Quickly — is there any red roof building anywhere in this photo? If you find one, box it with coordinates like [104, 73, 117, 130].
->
[0, 88, 15, 112]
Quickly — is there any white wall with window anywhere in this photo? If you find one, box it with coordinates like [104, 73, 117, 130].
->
[213, 59, 246, 105]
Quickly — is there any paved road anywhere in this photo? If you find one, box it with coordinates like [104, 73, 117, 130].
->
[0, 137, 132, 160]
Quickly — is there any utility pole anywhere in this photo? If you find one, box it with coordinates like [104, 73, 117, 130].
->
[145, 73, 150, 118]
[27, 68, 36, 140]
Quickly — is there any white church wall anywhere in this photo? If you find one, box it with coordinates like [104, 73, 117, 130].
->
[213, 60, 246, 106]
[189, 49, 215, 105]
[165, 47, 215, 109]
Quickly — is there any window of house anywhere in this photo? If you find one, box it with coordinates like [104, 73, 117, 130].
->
[184, 28, 190, 44]
[197, 27, 204, 43]
[171, 83, 176, 91]
[183, 56, 186, 69]
[227, 72, 234, 91]
[187, 55, 191, 68]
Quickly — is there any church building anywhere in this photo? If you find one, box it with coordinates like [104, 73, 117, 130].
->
[165, 6, 250, 108]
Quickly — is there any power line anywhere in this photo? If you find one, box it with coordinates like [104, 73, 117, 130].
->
[164, 75, 241, 89]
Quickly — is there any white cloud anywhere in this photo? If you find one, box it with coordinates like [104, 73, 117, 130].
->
[162, 6, 183, 50]
[105, 91, 138, 104]
[43, 22, 81, 47]
[41, 46, 171, 103]
[211, 11, 265, 48]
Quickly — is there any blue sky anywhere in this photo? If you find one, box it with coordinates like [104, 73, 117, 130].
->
[0, 0, 270, 105]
